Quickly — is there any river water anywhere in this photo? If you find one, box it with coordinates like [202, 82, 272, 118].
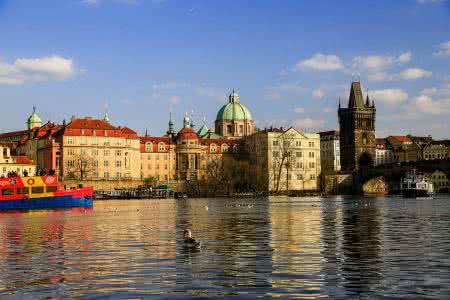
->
[1, 196, 450, 299]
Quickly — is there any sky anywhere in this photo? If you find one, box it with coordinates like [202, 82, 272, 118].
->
[0, 0, 449, 138]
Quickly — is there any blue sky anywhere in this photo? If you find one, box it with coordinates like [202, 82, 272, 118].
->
[0, 0, 449, 138]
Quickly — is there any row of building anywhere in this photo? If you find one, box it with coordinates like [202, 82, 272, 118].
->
[1, 81, 448, 193]
[0, 91, 321, 192]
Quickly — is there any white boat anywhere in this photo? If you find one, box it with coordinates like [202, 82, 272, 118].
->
[400, 169, 434, 198]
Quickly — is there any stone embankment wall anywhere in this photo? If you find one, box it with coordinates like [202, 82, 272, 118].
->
[323, 174, 354, 194]
[65, 179, 144, 190]
[362, 176, 388, 195]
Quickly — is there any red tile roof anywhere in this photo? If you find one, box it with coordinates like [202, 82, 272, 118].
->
[13, 156, 34, 165]
[390, 136, 412, 143]
[0, 130, 29, 139]
[54, 117, 138, 139]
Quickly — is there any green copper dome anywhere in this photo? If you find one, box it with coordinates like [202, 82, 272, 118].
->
[27, 107, 42, 129]
[215, 91, 253, 121]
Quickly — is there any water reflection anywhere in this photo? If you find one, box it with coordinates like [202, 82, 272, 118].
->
[0, 197, 450, 299]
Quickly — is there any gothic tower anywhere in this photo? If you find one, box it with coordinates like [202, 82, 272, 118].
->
[338, 81, 376, 172]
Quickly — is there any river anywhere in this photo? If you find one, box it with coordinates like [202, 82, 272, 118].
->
[1, 196, 450, 299]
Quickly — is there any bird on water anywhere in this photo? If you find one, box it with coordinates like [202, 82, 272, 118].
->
[183, 229, 201, 250]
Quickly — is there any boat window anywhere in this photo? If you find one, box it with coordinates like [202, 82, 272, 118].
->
[31, 186, 44, 194]
[16, 187, 28, 195]
[1, 189, 15, 196]
[46, 186, 58, 193]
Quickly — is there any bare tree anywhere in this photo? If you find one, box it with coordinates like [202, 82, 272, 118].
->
[67, 154, 95, 180]
[271, 131, 296, 193]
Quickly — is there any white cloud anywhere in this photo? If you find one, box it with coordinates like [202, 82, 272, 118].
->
[371, 89, 409, 105]
[414, 95, 450, 115]
[0, 55, 76, 85]
[352, 52, 411, 70]
[294, 118, 324, 129]
[296, 54, 344, 71]
[417, 0, 446, 4]
[152, 81, 190, 90]
[294, 107, 305, 113]
[169, 95, 180, 105]
[434, 40, 450, 57]
[368, 72, 391, 82]
[312, 88, 324, 98]
[81, 0, 101, 5]
[398, 68, 432, 80]
[421, 83, 450, 96]
[398, 52, 412, 63]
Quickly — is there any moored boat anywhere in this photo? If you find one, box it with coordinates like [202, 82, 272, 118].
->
[0, 176, 93, 210]
[400, 169, 434, 198]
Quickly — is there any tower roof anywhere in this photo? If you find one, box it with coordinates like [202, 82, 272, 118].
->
[348, 81, 365, 108]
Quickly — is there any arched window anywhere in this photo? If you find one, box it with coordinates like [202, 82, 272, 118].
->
[221, 143, 229, 153]
[362, 133, 368, 145]
[145, 142, 153, 152]
[158, 142, 165, 152]
[210, 143, 217, 153]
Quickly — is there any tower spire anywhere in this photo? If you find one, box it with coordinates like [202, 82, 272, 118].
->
[167, 112, 175, 136]
[365, 88, 370, 107]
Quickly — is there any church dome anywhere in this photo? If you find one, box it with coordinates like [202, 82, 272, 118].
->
[177, 127, 198, 140]
[27, 107, 42, 130]
[215, 91, 253, 122]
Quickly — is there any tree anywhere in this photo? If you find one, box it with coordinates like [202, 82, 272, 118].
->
[143, 176, 158, 186]
[271, 131, 296, 193]
[66, 154, 95, 180]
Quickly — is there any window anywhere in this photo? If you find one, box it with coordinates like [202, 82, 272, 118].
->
[116, 172, 121, 179]
[227, 125, 233, 134]
[297, 174, 303, 180]
[210, 144, 217, 153]
[273, 151, 279, 158]
[81, 149, 87, 155]
[104, 150, 110, 156]
[31, 186, 44, 194]
[2, 188, 14, 196]
[46, 186, 58, 193]
[104, 160, 109, 167]
[310, 174, 316, 180]
[221, 144, 229, 153]
[68, 160, 75, 167]
[239, 125, 244, 133]
[104, 138, 110, 145]
[92, 149, 98, 156]
[158, 143, 165, 152]
[296, 141, 301, 147]
[283, 141, 290, 147]
[92, 137, 97, 144]
[164, 154, 168, 160]
[116, 161, 122, 167]
[309, 162, 315, 168]
[15, 187, 28, 195]
[93, 160, 98, 167]
[309, 152, 315, 158]
[273, 140, 279, 146]
[68, 149, 75, 155]
[296, 151, 302, 158]
[116, 150, 122, 156]
[145, 142, 153, 152]
[104, 172, 109, 178]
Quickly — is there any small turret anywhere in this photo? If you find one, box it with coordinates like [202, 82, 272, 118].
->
[183, 112, 190, 128]
[166, 112, 176, 136]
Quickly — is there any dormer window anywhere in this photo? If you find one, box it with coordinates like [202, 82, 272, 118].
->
[145, 142, 153, 152]
[158, 142, 165, 152]
[210, 143, 217, 153]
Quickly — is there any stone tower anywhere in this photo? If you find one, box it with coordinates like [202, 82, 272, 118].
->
[338, 81, 376, 172]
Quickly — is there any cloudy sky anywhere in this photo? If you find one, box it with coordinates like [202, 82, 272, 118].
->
[0, 0, 449, 138]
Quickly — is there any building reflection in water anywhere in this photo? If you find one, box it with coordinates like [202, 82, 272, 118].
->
[175, 198, 273, 296]
[321, 197, 383, 298]
[269, 197, 323, 298]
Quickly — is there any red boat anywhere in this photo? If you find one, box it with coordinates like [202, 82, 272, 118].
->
[0, 176, 93, 210]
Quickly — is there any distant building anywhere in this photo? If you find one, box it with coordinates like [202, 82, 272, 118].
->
[215, 91, 255, 139]
[375, 138, 394, 166]
[423, 142, 448, 160]
[387, 136, 421, 162]
[246, 127, 321, 192]
[0, 144, 36, 177]
[319, 130, 340, 173]
[430, 170, 449, 193]
[338, 80, 376, 171]
[140, 113, 234, 184]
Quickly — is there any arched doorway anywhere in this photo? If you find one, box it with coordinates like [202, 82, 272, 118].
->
[358, 152, 373, 169]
